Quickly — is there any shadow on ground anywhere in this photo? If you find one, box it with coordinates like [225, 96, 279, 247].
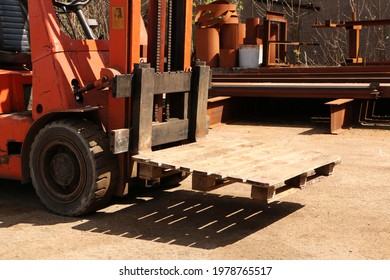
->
[0, 180, 303, 249]
[74, 188, 303, 249]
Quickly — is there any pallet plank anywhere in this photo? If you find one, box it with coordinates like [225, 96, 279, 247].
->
[244, 153, 340, 187]
[134, 139, 250, 167]
[134, 139, 266, 173]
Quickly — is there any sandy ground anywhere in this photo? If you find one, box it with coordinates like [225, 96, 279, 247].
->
[0, 120, 389, 260]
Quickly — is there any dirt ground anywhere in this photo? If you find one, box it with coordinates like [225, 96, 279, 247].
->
[0, 119, 389, 260]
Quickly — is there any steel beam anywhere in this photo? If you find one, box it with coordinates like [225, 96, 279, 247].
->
[211, 64, 390, 99]
[210, 82, 390, 99]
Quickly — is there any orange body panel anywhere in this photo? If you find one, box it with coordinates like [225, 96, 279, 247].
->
[28, 0, 115, 128]
[108, 0, 142, 192]
[0, 70, 33, 180]
[0, 70, 33, 179]
[109, 0, 141, 73]
[0, 71, 32, 114]
[0, 113, 33, 180]
[108, 0, 141, 132]
[183, 0, 194, 70]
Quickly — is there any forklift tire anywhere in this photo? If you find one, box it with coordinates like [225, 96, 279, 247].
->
[29, 119, 118, 216]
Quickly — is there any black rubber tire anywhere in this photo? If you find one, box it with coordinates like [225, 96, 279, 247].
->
[29, 119, 118, 216]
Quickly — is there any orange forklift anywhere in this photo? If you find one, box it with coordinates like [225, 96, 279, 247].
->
[0, 0, 341, 218]
[0, 0, 210, 216]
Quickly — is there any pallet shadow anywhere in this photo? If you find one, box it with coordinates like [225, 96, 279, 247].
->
[73, 189, 304, 249]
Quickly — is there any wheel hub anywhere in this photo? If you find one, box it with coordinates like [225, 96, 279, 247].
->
[50, 152, 77, 187]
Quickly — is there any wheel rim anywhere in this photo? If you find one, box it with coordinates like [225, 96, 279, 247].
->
[38, 137, 88, 204]
[50, 152, 78, 187]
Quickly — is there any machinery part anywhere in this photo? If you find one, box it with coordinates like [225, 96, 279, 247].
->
[147, 0, 166, 122]
[147, 0, 166, 71]
[166, 0, 172, 72]
[29, 119, 118, 216]
[53, 0, 96, 39]
[110, 128, 130, 154]
[155, 0, 162, 70]
[72, 67, 119, 102]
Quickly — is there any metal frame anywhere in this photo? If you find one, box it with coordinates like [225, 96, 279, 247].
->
[131, 61, 210, 154]
[313, 13, 390, 64]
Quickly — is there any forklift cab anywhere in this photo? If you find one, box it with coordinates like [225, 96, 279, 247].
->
[0, 0, 31, 69]
[0, 0, 98, 70]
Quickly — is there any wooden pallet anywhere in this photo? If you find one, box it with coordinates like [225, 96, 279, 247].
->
[132, 139, 341, 203]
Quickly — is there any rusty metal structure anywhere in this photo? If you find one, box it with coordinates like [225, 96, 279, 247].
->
[198, 3, 390, 133]
[313, 12, 390, 64]
[211, 66, 390, 133]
